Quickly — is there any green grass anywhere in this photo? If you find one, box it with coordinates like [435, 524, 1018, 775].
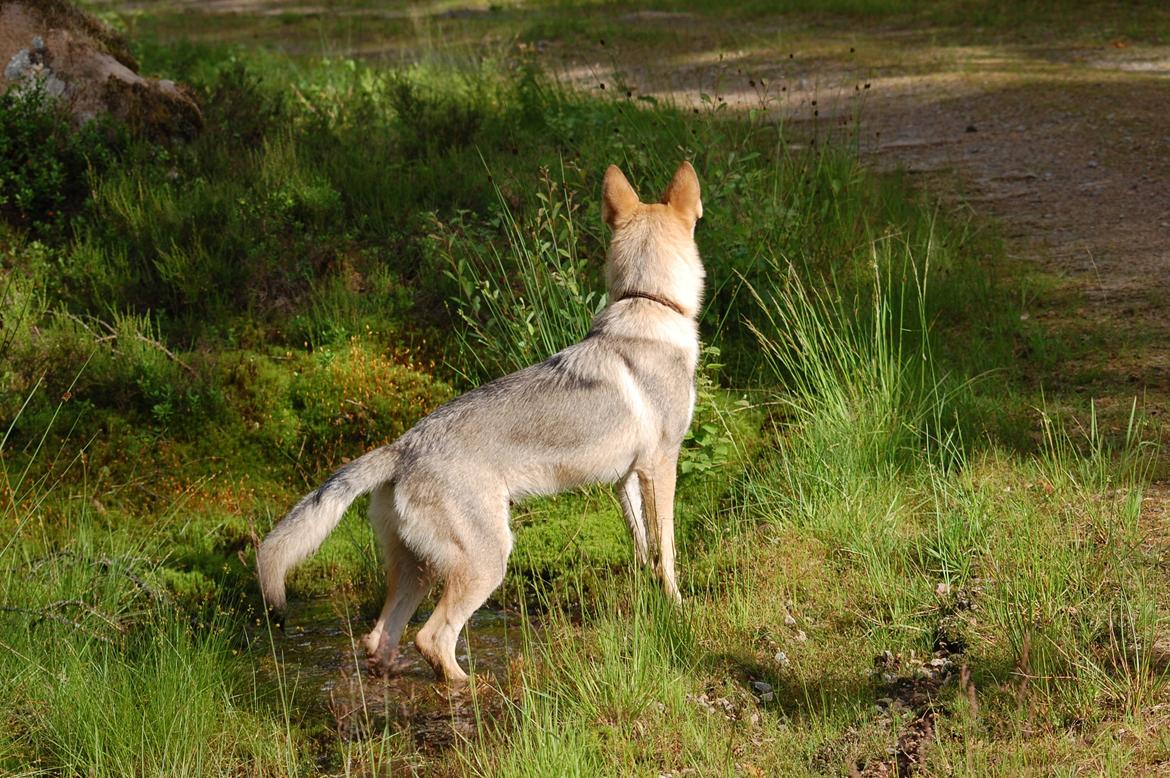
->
[0, 452, 301, 774]
[1, 4, 1166, 774]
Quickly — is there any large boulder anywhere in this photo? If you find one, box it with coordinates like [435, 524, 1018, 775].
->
[0, 0, 201, 138]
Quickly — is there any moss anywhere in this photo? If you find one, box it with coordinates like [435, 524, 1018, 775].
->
[289, 343, 455, 469]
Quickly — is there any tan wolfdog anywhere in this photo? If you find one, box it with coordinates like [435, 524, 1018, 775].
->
[257, 162, 704, 683]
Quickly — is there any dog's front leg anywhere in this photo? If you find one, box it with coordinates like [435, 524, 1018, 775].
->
[638, 452, 682, 604]
[617, 471, 651, 566]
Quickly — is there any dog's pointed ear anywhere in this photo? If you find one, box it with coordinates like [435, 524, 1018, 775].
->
[602, 165, 640, 228]
[662, 161, 702, 225]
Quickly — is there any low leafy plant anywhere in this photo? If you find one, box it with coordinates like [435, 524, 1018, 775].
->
[679, 345, 742, 476]
[387, 72, 485, 158]
[0, 86, 123, 234]
[437, 165, 603, 383]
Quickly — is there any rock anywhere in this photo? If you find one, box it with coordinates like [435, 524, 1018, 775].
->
[4, 46, 33, 81]
[1, 0, 201, 139]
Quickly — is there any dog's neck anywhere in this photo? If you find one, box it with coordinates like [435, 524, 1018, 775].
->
[617, 290, 689, 318]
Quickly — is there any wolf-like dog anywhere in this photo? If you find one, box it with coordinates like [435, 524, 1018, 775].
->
[257, 162, 704, 683]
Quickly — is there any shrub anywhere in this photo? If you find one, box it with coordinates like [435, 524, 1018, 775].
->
[436, 167, 602, 383]
[0, 86, 123, 235]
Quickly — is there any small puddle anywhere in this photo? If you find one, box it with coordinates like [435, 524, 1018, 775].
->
[252, 597, 529, 751]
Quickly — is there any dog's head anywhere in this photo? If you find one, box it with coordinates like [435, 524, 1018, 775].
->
[602, 162, 705, 319]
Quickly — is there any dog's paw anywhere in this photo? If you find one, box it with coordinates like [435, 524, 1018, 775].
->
[366, 651, 414, 678]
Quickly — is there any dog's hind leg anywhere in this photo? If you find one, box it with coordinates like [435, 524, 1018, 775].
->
[413, 504, 511, 684]
[617, 471, 651, 566]
[363, 486, 433, 675]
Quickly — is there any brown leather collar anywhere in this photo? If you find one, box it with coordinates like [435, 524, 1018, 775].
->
[617, 291, 688, 317]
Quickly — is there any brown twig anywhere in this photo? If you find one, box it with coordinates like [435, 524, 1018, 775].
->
[57, 311, 199, 378]
[98, 556, 171, 603]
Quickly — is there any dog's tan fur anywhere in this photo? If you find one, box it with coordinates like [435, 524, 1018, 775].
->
[257, 162, 705, 682]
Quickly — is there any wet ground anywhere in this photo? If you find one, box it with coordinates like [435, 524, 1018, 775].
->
[253, 598, 528, 751]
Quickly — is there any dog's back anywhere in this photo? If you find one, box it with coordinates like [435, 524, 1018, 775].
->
[396, 296, 698, 501]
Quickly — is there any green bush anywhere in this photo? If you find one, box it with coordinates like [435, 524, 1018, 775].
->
[0, 86, 123, 235]
[435, 167, 602, 383]
[198, 61, 287, 148]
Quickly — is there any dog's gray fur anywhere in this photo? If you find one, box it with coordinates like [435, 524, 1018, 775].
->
[257, 162, 705, 682]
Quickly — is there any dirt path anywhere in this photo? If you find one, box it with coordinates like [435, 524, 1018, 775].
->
[848, 63, 1169, 422]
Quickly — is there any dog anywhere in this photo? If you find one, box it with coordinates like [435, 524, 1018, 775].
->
[257, 161, 704, 683]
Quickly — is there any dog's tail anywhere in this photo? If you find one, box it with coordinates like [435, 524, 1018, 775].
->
[257, 445, 401, 611]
